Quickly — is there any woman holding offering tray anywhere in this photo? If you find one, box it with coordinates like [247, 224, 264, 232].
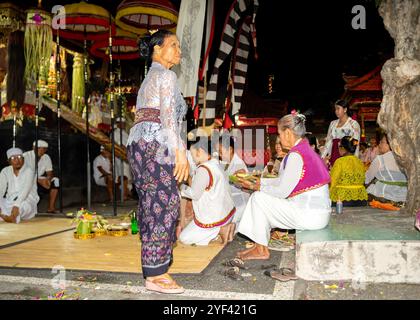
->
[235, 111, 332, 260]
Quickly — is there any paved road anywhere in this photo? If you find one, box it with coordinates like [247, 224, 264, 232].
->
[1, 203, 419, 301]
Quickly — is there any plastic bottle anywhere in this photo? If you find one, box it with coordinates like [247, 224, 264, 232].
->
[131, 211, 139, 235]
[336, 200, 343, 214]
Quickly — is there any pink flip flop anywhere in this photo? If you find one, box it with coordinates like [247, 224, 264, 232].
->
[145, 278, 185, 294]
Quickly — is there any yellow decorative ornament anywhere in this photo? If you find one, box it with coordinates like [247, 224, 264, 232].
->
[24, 8, 52, 89]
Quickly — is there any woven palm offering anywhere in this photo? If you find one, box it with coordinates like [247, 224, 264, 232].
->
[107, 225, 129, 237]
[68, 209, 108, 239]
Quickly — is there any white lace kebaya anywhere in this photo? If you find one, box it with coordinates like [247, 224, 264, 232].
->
[127, 62, 187, 158]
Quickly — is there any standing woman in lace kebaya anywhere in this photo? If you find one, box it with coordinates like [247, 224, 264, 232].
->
[127, 30, 189, 294]
[321, 100, 361, 168]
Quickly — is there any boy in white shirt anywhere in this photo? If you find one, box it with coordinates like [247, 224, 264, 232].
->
[179, 138, 236, 246]
[217, 135, 249, 225]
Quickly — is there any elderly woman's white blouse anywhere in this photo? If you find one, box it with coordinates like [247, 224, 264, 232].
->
[365, 151, 407, 202]
[127, 62, 187, 156]
[321, 117, 361, 158]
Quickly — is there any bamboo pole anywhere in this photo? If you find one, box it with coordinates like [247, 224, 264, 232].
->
[12, 101, 16, 148]
[201, 73, 207, 128]
[117, 57, 124, 204]
[108, 21, 117, 216]
[56, 29, 63, 212]
[83, 30, 91, 209]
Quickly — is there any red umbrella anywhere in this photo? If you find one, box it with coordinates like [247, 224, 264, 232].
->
[90, 27, 140, 60]
[115, 0, 178, 35]
[53, 1, 115, 41]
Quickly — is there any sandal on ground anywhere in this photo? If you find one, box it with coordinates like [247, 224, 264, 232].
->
[260, 263, 278, 270]
[264, 267, 298, 282]
[223, 258, 248, 270]
[145, 277, 185, 294]
[270, 230, 289, 240]
[268, 239, 295, 252]
[223, 267, 244, 281]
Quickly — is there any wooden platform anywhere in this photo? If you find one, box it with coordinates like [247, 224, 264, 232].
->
[0, 218, 224, 274]
[0, 218, 74, 248]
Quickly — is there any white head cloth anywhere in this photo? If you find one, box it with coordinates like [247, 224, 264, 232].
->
[33, 140, 48, 148]
[7, 147, 23, 159]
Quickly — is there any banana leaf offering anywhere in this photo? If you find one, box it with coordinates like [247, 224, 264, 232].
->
[68, 209, 108, 235]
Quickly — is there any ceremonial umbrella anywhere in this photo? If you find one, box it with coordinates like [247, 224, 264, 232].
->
[115, 0, 178, 35]
[54, 1, 115, 41]
[52, 1, 115, 211]
[89, 27, 140, 60]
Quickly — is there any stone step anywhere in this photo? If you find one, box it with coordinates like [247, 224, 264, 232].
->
[296, 208, 420, 284]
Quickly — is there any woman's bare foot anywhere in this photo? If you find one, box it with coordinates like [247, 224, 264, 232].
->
[240, 244, 270, 261]
[236, 243, 257, 258]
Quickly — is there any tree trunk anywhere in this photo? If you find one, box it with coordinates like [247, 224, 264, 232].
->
[378, 0, 420, 216]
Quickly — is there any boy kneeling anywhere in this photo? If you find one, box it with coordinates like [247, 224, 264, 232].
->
[179, 138, 236, 245]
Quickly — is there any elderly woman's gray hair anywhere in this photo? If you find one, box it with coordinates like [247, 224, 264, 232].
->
[278, 113, 306, 138]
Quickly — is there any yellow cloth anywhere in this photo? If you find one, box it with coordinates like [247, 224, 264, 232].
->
[330, 155, 368, 202]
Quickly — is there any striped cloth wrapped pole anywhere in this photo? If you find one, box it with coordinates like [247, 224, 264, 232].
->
[203, 0, 257, 126]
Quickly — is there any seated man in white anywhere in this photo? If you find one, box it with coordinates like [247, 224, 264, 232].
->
[179, 138, 236, 246]
[23, 140, 59, 213]
[93, 146, 114, 202]
[217, 135, 250, 227]
[0, 148, 39, 224]
[236, 113, 331, 260]
[114, 117, 132, 200]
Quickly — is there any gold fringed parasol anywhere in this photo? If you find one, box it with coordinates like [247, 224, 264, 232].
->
[116, 0, 178, 35]
[90, 27, 140, 60]
[55, 1, 115, 41]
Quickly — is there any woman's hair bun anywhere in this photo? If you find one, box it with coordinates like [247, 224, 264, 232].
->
[139, 37, 151, 59]
[295, 113, 306, 124]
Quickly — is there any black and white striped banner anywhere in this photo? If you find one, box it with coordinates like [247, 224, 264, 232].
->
[202, 0, 258, 126]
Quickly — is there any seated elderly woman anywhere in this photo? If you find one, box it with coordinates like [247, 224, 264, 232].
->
[365, 133, 407, 210]
[235, 112, 331, 260]
[329, 136, 368, 207]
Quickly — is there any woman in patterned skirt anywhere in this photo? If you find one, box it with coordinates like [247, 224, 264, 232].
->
[126, 30, 189, 294]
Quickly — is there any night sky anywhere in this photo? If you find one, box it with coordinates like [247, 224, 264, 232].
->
[248, 0, 393, 119]
[11, 0, 394, 120]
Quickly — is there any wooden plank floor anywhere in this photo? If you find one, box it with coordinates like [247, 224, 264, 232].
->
[0, 218, 74, 247]
[0, 229, 225, 274]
